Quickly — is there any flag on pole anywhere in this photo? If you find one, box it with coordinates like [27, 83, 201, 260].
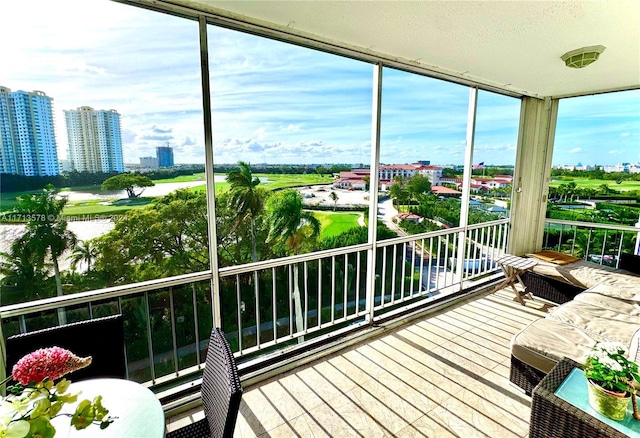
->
[473, 162, 484, 169]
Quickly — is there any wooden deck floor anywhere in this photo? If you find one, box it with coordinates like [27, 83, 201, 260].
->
[167, 288, 553, 437]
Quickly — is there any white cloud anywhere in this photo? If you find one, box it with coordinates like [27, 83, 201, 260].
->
[281, 124, 302, 132]
[254, 127, 268, 140]
[8, 0, 635, 168]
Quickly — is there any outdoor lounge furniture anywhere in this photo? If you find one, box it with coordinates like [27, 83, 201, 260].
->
[530, 358, 631, 438]
[494, 254, 538, 305]
[166, 327, 243, 438]
[510, 260, 640, 394]
[521, 252, 640, 304]
[5, 314, 126, 381]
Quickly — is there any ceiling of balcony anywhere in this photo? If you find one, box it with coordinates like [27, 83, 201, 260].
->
[181, 0, 639, 98]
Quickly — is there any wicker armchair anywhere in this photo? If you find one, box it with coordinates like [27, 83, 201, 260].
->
[167, 328, 243, 438]
[5, 314, 126, 380]
[530, 358, 628, 438]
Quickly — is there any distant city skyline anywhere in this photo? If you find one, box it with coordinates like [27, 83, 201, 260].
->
[1, 0, 638, 171]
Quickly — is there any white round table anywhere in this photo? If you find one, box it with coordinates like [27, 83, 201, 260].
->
[51, 378, 165, 438]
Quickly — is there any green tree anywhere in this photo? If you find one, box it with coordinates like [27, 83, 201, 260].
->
[363, 175, 370, 191]
[101, 174, 154, 198]
[442, 167, 459, 178]
[94, 189, 209, 283]
[214, 191, 271, 266]
[406, 174, 431, 202]
[598, 184, 612, 195]
[568, 231, 591, 258]
[565, 182, 578, 202]
[389, 176, 409, 212]
[226, 161, 267, 263]
[0, 247, 50, 305]
[70, 240, 99, 272]
[4, 185, 76, 322]
[319, 222, 397, 249]
[265, 190, 321, 340]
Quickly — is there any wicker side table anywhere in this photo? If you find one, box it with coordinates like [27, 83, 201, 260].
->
[530, 358, 633, 438]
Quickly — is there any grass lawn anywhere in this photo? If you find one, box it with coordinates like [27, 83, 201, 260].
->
[1, 173, 335, 217]
[258, 173, 333, 190]
[312, 211, 362, 238]
[151, 173, 207, 183]
[153, 172, 331, 188]
[550, 178, 640, 193]
[63, 198, 155, 218]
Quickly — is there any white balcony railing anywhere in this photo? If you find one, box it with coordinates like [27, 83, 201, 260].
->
[543, 219, 640, 268]
[1, 219, 509, 390]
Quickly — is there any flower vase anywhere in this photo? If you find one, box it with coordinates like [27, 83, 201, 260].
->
[587, 379, 631, 421]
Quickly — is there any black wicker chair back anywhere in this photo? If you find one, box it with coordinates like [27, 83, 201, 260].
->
[166, 327, 242, 438]
[5, 314, 126, 381]
[202, 327, 243, 437]
[620, 253, 640, 275]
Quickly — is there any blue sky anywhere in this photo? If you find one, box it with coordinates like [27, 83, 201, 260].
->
[1, 0, 637, 168]
[554, 91, 640, 166]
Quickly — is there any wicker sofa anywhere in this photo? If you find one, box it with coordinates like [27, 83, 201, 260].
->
[509, 254, 640, 394]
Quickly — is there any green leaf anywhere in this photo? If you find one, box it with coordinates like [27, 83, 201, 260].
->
[27, 417, 56, 438]
[71, 399, 95, 430]
[30, 398, 51, 419]
[4, 420, 30, 438]
[55, 378, 71, 394]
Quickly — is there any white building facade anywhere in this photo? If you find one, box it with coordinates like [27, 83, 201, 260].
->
[65, 106, 124, 173]
[379, 164, 418, 181]
[140, 156, 159, 169]
[0, 86, 59, 176]
[417, 165, 443, 185]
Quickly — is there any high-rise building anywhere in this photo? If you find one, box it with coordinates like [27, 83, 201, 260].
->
[140, 156, 159, 169]
[65, 106, 124, 173]
[156, 144, 174, 168]
[0, 86, 60, 176]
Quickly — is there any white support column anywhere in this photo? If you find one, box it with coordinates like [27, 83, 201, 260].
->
[199, 16, 222, 328]
[509, 97, 559, 256]
[457, 87, 478, 286]
[365, 62, 383, 324]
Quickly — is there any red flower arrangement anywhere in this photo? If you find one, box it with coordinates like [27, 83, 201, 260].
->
[12, 346, 92, 385]
[1, 347, 113, 438]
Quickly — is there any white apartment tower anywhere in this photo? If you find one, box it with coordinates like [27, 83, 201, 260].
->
[0, 86, 60, 176]
[65, 106, 124, 173]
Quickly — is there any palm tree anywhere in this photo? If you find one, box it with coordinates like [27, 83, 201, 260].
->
[568, 231, 591, 259]
[226, 161, 266, 263]
[556, 184, 568, 203]
[8, 185, 77, 324]
[389, 176, 409, 211]
[265, 190, 321, 341]
[598, 184, 612, 195]
[565, 182, 578, 202]
[329, 191, 339, 210]
[0, 248, 49, 303]
[70, 240, 99, 272]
